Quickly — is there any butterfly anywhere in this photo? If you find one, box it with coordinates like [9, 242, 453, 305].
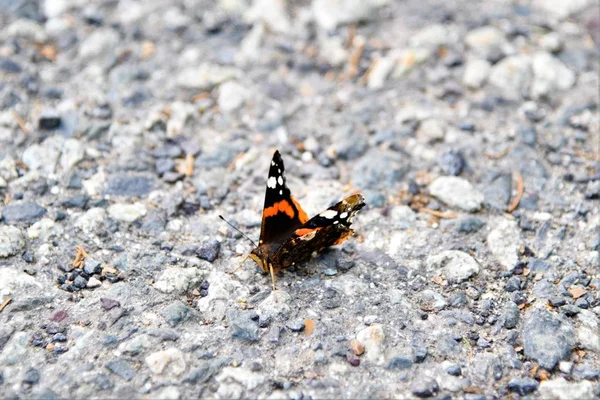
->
[230, 150, 365, 290]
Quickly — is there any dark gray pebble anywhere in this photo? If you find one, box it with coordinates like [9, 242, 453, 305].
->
[456, 217, 484, 233]
[105, 359, 137, 381]
[507, 377, 539, 395]
[197, 239, 220, 262]
[286, 320, 305, 332]
[519, 125, 537, 146]
[447, 364, 461, 376]
[523, 308, 575, 369]
[438, 150, 465, 176]
[38, 109, 61, 130]
[106, 174, 155, 198]
[413, 346, 428, 363]
[60, 195, 89, 209]
[73, 276, 88, 289]
[83, 258, 102, 275]
[2, 201, 47, 224]
[387, 356, 412, 370]
[23, 367, 41, 385]
[411, 378, 439, 398]
[227, 310, 259, 342]
[160, 301, 191, 327]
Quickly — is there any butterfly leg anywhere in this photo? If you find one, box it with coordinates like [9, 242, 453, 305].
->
[228, 254, 249, 275]
[269, 263, 277, 292]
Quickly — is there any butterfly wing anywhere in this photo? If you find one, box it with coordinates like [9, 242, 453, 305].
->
[258, 150, 309, 246]
[272, 193, 365, 269]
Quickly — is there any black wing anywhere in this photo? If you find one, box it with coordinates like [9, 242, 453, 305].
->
[273, 193, 365, 268]
[258, 150, 309, 246]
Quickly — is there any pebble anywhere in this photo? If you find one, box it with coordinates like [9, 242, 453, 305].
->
[285, 320, 305, 332]
[488, 56, 531, 100]
[438, 150, 465, 176]
[100, 298, 121, 311]
[463, 59, 491, 89]
[465, 26, 510, 62]
[429, 176, 484, 212]
[2, 201, 47, 224]
[106, 174, 154, 198]
[418, 289, 447, 312]
[418, 119, 446, 143]
[577, 310, 600, 352]
[73, 275, 88, 289]
[79, 28, 119, 58]
[502, 302, 520, 329]
[153, 267, 204, 294]
[105, 359, 137, 381]
[312, 0, 383, 31]
[176, 63, 240, 90]
[38, 109, 61, 130]
[427, 250, 480, 283]
[531, 52, 576, 99]
[538, 378, 596, 400]
[523, 307, 575, 370]
[456, 217, 484, 233]
[161, 301, 191, 327]
[83, 258, 102, 275]
[387, 356, 412, 370]
[483, 173, 512, 210]
[519, 125, 538, 146]
[487, 217, 521, 271]
[107, 203, 147, 222]
[411, 378, 439, 398]
[197, 239, 220, 262]
[507, 377, 539, 395]
[218, 81, 247, 112]
[0, 225, 26, 257]
[228, 310, 259, 342]
[145, 348, 186, 376]
[355, 324, 385, 365]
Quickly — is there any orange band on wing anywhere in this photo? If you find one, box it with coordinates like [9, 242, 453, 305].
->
[333, 231, 353, 245]
[291, 197, 309, 223]
[263, 200, 295, 219]
[295, 227, 321, 236]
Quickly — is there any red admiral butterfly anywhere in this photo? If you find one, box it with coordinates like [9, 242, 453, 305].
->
[225, 150, 365, 290]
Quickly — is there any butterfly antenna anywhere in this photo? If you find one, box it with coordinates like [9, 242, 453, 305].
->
[218, 215, 258, 247]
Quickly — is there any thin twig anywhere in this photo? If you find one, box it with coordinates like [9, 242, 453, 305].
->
[507, 172, 524, 213]
[419, 208, 457, 219]
[0, 297, 12, 312]
[11, 110, 29, 135]
[484, 147, 510, 160]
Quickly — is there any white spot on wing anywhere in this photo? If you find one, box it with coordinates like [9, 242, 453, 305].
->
[279, 190, 282, 195]
[271, 161, 275, 166]
[277, 176, 283, 186]
[267, 176, 277, 189]
[299, 230, 318, 241]
[320, 210, 338, 219]
[333, 220, 339, 225]
[339, 212, 348, 219]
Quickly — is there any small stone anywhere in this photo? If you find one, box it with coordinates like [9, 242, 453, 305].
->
[0, 226, 26, 257]
[346, 352, 361, 367]
[218, 81, 247, 112]
[153, 267, 203, 294]
[484, 173, 512, 211]
[427, 250, 480, 283]
[418, 290, 447, 311]
[487, 217, 521, 271]
[350, 339, 365, 356]
[145, 348, 186, 376]
[22, 367, 41, 385]
[519, 125, 537, 146]
[456, 217, 484, 233]
[356, 324, 385, 365]
[105, 359, 137, 381]
[465, 26, 509, 61]
[463, 59, 491, 89]
[60, 195, 89, 209]
[161, 301, 191, 327]
[106, 174, 155, 198]
[228, 310, 259, 342]
[505, 276, 521, 292]
[447, 364, 461, 376]
[176, 63, 240, 90]
[503, 302, 520, 329]
[419, 119, 446, 142]
[438, 150, 465, 176]
[523, 307, 575, 370]
[285, 320, 305, 332]
[83, 258, 102, 275]
[87, 277, 102, 288]
[412, 378, 439, 398]
[387, 356, 412, 370]
[477, 337, 491, 348]
[559, 361, 573, 374]
[197, 239, 220, 262]
[38, 109, 61, 130]
[73, 275, 88, 289]
[539, 378, 596, 400]
[413, 346, 428, 363]
[531, 52, 575, 99]
[312, 0, 383, 30]
[507, 377, 539, 395]
[2, 202, 47, 225]
[429, 176, 484, 212]
[100, 298, 121, 311]
[108, 203, 147, 222]
[489, 56, 531, 100]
